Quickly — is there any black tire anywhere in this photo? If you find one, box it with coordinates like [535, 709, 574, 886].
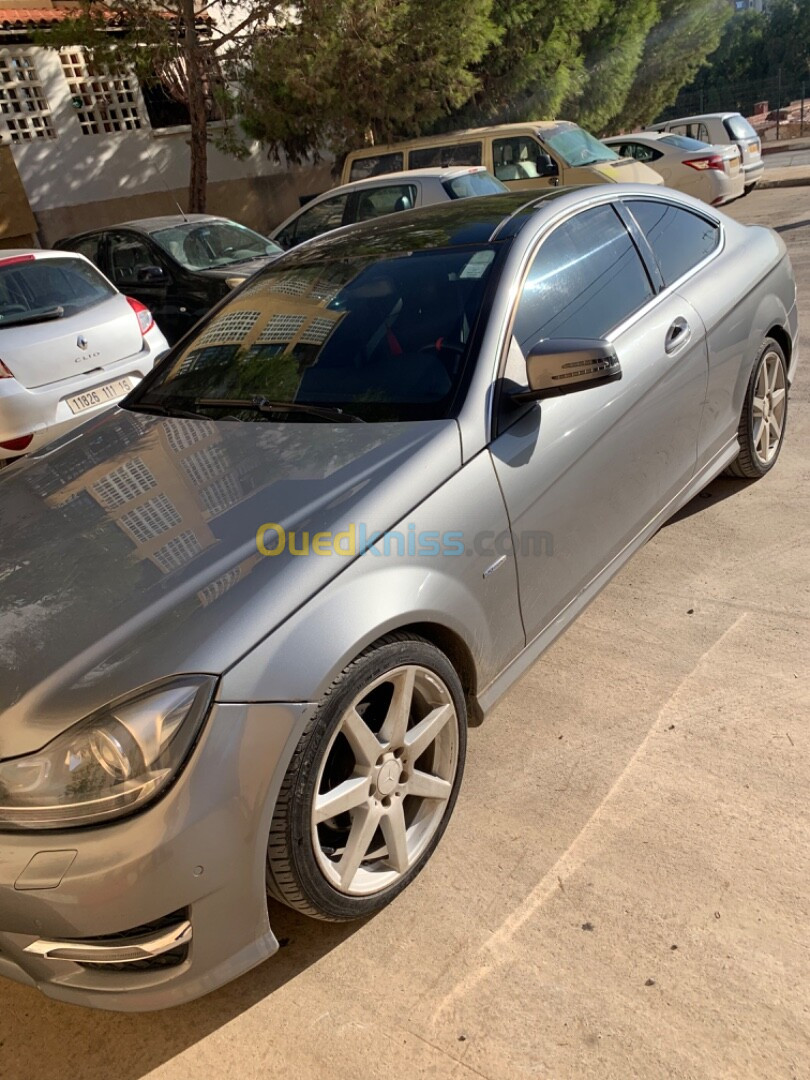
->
[267, 633, 467, 921]
[726, 337, 789, 479]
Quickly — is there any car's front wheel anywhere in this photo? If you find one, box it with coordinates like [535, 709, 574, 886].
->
[726, 337, 789, 479]
[267, 634, 467, 921]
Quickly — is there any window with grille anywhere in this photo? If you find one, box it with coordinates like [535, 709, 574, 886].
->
[257, 314, 306, 344]
[0, 51, 55, 142]
[60, 50, 142, 135]
[93, 457, 157, 508]
[299, 316, 336, 346]
[164, 418, 215, 453]
[153, 530, 202, 573]
[197, 309, 260, 346]
[198, 566, 242, 606]
[119, 494, 182, 543]
[182, 446, 228, 487]
[200, 475, 243, 515]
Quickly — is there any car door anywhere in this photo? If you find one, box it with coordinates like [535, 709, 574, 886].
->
[622, 197, 731, 466]
[275, 193, 352, 250]
[492, 134, 559, 190]
[105, 230, 183, 341]
[490, 201, 709, 641]
[350, 182, 419, 223]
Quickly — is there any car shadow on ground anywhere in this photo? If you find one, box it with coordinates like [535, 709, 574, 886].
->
[662, 475, 755, 527]
[0, 899, 365, 1080]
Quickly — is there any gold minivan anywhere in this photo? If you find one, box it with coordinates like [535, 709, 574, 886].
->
[342, 121, 665, 190]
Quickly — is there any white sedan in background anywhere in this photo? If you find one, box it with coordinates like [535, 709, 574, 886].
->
[0, 250, 167, 466]
[602, 132, 744, 207]
[270, 166, 508, 250]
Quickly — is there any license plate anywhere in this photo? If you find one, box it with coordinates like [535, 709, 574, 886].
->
[66, 377, 132, 415]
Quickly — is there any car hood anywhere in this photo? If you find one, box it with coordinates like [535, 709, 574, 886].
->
[0, 409, 460, 756]
[197, 254, 280, 282]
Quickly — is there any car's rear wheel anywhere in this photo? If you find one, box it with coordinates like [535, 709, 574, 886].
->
[726, 338, 788, 479]
[267, 634, 467, 921]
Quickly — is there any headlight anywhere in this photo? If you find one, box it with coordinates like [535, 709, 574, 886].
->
[0, 676, 216, 830]
[225, 275, 246, 290]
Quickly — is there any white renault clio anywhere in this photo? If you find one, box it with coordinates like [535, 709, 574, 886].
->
[0, 250, 168, 465]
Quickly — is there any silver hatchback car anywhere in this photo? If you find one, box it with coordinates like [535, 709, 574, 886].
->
[0, 186, 798, 1011]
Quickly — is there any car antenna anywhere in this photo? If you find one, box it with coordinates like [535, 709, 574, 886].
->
[146, 142, 188, 221]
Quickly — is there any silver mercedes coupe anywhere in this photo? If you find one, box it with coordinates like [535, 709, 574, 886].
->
[0, 185, 797, 1010]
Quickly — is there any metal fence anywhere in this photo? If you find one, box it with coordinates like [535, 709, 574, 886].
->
[659, 73, 809, 137]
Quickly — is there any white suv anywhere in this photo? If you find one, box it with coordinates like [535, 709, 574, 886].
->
[648, 112, 764, 194]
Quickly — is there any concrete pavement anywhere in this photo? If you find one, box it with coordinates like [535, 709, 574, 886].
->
[0, 188, 808, 1080]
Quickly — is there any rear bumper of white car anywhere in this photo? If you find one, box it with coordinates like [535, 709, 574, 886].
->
[0, 333, 165, 463]
[742, 158, 764, 188]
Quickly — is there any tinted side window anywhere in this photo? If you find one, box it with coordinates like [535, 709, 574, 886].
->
[287, 194, 350, 247]
[348, 152, 405, 181]
[513, 205, 654, 349]
[64, 234, 103, 267]
[108, 233, 160, 287]
[354, 184, 417, 222]
[626, 199, 720, 286]
[409, 142, 482, 169]
[493, 136, 544, 180]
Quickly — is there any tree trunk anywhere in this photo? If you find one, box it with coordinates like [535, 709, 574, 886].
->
[181, 0, 208, 212]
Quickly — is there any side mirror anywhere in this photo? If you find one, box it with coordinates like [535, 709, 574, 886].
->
[537, 153, 559, 178]
[512, 339, 621, 403]
[137, 265, 166, 283]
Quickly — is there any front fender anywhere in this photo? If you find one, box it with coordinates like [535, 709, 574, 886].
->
[218, 451, 526, 712]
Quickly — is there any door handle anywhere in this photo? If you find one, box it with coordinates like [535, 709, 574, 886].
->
[665, 317, 691, 354]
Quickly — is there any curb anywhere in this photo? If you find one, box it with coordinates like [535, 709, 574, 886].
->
[757, 174, 810, 189]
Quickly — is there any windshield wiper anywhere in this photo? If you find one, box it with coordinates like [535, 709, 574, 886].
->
[196, 396, 366, 423]
[127, 401, 214, 422]
[1, 305, 64, 327]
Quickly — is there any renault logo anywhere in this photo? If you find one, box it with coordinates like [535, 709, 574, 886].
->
[77, 335, 88, 350]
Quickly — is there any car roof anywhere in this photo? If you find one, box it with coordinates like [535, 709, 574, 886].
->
[322, 165, 493, 198]
[653, 113, 739, 124]
[118, 214, 229, 233]
[604, 132, 669, 142]
[273, 187, 624, 263]
[347, 120, 577, 157]
[0, 249, 91, 262]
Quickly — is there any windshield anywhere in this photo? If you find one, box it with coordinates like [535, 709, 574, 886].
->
[151, 220, 282, 271]
[443, 171, 508, 199]
[128, 246, 498, 423]
[543, 126, 620, 167]
[0, 256, 115, 328]
[660, 133, 712, 151]
[724, 115, 758, 141]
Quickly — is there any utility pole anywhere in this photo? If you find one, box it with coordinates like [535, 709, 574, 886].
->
[776, 66, 782, 141]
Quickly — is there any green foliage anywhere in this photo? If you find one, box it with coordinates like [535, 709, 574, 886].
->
[561, 0, 659, 134]
[449, 0, 604, 126]
[238, 0, 499, 162]
[611, 0, 730, 131]
[765, 0, 810, 80]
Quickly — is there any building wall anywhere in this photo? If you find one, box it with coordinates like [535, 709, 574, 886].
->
[0, 40, 333, 245]
[0, 143, 37, 246]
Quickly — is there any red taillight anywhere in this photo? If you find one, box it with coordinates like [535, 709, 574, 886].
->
[0, 434, 34, 451]
[0, 360, 15, 379]
[0, 254, 36, 268]
[126, 296, 155, 336]
[683, 155, 725, 172]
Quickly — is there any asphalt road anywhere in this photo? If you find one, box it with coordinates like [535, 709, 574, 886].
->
[1, 188, 808, 1080]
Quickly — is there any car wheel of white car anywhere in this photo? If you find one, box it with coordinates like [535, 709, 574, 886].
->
[727, 338, 789, 479]
[267, 634, 467, 921]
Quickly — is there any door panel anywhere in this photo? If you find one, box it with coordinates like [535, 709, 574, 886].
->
[490, 206, 709, 642]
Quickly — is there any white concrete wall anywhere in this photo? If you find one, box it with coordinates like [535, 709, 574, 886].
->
[6, 44, 291, 213]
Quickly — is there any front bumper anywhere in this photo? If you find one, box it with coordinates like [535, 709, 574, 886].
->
[0, 700, 315, 1011]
